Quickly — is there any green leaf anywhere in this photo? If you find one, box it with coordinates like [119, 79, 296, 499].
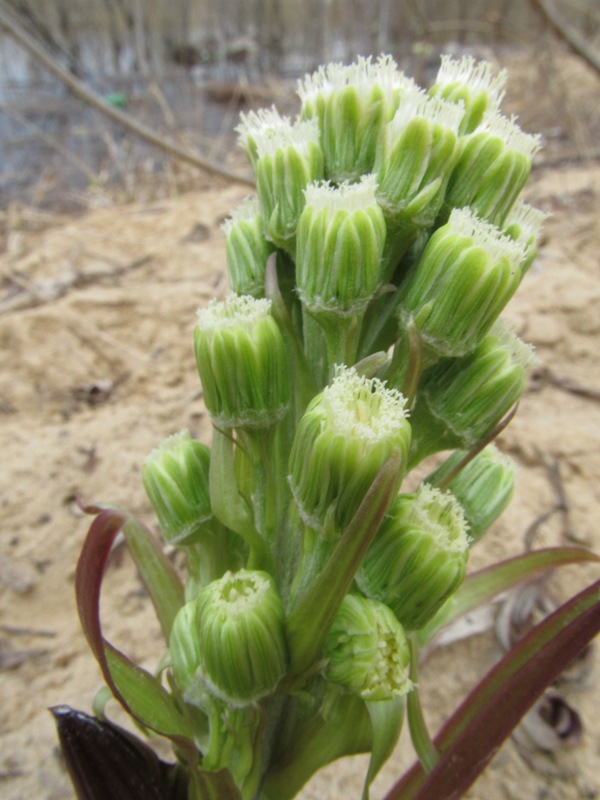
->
[417, 546, 600, 646]
[105, 647, 194, 739]
[286, 449, 403, 679]
[384, 578, 600, 800]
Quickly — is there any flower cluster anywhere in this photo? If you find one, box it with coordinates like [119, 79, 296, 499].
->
[91, 54, 547, 800]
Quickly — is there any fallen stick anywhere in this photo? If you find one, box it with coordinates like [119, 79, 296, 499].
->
[0, 5, 255, 188]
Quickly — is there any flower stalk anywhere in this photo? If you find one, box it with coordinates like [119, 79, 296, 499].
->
[63, 52, 598, 800]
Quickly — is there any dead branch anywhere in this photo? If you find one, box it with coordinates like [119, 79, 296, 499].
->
[0, 5, 255, 188]
[531, 0, 600, 75]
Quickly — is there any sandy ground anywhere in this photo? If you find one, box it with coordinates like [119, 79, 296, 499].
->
[1, 48, 600, 800]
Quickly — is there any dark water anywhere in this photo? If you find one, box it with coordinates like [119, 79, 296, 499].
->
[0, 0, 554, 211]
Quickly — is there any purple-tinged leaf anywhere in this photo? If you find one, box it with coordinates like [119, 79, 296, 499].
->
[74, 507, 243, 798]
[418, 546, 600, 647]
[75, 507, 191, 737]
[384, 578, 600, 800]
[81, 502, 184, 640]
[51, 705, 185, 800]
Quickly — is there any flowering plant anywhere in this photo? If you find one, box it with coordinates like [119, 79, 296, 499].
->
[55, 54, 600, 800]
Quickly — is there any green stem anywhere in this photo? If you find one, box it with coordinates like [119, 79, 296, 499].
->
[305, 308, 363, 382]
[209, 426, 274, 573]
[406, 633, 439, 774]
[302, 308, 328, 389]
[261, 693, 371, 800]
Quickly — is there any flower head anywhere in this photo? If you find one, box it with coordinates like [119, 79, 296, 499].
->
[289, 365, 411, 535]
[196, 569, 288, 705]
[442, 111, 541, 225]
[222, 197, 274, 298]
[397, 207, 526, 361]
[296, 175, 386, 317]
[426, 445, 516, 543]
[142, 430, 212, 544]
[357, 484, 470, 629]
[298, 55, 416, 181]
[194, 294, 291, 429]
[324, 594, 412, 700]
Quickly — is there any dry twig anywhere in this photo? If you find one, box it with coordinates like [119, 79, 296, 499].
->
[0, 5, 255, 188]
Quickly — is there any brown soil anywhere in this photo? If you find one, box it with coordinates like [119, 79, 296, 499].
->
[1, 49, 599, 800]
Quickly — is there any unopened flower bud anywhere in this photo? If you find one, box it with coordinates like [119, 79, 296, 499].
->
[357, 484, 470, 629]
[288, 365, 411, 536]
[196, 569, 288, 705]
[298, 55, 416, 182]
[376, 89, 463, 224]
[296, 176, 386, 317]
[194, 295, 291, 429]
[410, 321, 536, 461]
[236, 106, 291, 172]
[250, 116, 324, 252]
[142, 430, 212, 545]
[426, 445, 516, 543]
[503, 200, 549, 277]
[397, 208, 526, 362]
[442, 111, 541, 225]
[222, 197, 274, 297]
[324, 594, 412, 701]
[430, 55, 507, 134]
